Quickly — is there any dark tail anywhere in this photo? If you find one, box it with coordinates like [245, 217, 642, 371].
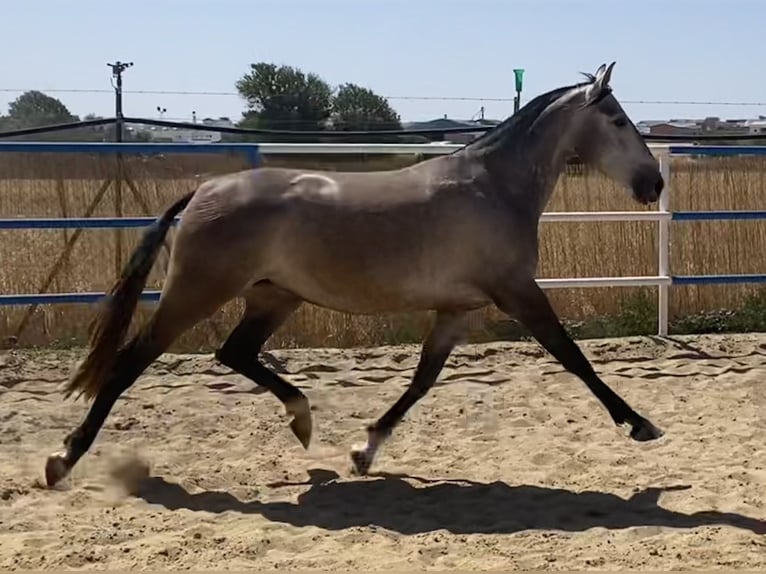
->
[63, 190, 196, 401]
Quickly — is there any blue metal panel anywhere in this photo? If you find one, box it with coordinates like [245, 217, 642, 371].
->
[0, 217, 173, 229]
[672, 211, 766, 221]
[669, 145, 766, 156]
[0, 291, 162, 305]
[672, 274, 766, 285]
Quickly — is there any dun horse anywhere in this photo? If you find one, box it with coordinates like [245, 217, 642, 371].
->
[45, 62, 665, 487]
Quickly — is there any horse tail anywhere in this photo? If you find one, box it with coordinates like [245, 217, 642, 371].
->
[63, 190, 196, 401]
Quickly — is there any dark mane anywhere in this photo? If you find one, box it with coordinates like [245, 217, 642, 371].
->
[454, 81, 589, 155]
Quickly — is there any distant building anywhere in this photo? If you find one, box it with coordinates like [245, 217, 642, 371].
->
[636, 116, 754, 138]
[745, 117, 766, 134]
[403, 117, 501, 144]
[139, 116, 235, 143]
[636, 120, 701, 137]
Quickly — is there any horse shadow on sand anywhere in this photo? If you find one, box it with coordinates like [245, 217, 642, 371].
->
[135, 468, 765, 536]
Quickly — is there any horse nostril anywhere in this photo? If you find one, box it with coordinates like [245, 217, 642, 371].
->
[655, 176, 664, 195]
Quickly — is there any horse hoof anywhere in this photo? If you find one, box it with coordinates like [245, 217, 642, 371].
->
[45, 452, 70, 487]
[350, 447, 372, 476]
[630, 418, 664, 442]
[286, 396, 312, 449]
[289, 416, 313, 449]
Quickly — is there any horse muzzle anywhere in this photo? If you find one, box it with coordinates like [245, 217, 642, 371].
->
[631, 169, 664, 205]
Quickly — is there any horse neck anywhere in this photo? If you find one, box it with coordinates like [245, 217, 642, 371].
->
[473, 104, 578, 218]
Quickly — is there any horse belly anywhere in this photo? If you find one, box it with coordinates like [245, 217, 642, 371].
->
[271, 249, 490, 314]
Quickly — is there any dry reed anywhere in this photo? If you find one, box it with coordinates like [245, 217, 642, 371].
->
[1, 151, 765, 351]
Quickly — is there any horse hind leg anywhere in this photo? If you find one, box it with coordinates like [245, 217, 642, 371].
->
[351, 309, 468, 475]
[46, 272, 246, 488]
[214, 283, 312, 448]
[45, 295, 213, 487]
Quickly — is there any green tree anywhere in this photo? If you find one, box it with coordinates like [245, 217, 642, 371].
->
[6, 90, 78, 128]
[0, 116, 15, 133]
[331, 83, 401, 131]
[0, 97, 117, 142]
[235, 63, 333, 132]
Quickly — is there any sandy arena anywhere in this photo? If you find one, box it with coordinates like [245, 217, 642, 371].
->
[1, 332, 765, 569]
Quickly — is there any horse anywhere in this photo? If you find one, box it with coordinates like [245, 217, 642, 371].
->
[44, 62, 665, 487]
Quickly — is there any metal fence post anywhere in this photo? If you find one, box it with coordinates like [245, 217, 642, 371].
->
[657, 151, 672, 336]
[247, 145, 260, 168]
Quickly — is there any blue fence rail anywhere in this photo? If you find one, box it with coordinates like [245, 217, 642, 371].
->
[2, 142, 766, 326]
[0, 291, 163, 305]
[661, 145, 766, 289]
[0, 217, 179, 229]
[0, 141, 263, 163]
[0, 141, 261, 315]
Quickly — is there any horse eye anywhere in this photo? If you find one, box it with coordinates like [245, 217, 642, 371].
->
[613, 117, 628, 128]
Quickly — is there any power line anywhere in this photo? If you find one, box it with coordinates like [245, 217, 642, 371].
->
[615, 99, 766, 107]
[1, 87, 766, 107]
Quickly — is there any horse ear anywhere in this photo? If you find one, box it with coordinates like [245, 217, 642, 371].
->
[582, 61, 616, 107]
[594, 63, 607, 77]
[601, 61, 616, 86]
[593, 62, 615, 90]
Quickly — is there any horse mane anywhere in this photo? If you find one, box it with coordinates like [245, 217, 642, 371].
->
[454, 79, 592, 155]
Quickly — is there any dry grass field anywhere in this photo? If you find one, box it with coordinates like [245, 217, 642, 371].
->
[1, 151, 766, 351]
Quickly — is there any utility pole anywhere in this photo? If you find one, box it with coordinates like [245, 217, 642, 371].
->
[106, 60, 132, 279]
[513, 68, 524, 114]
[107, 60, 133, 141]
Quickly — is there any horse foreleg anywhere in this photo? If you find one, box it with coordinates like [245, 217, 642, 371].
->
[350, 310, 468, 475]
[491, 279, 663, 442]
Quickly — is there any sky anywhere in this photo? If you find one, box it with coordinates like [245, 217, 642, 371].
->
[1, 0, 764, 126]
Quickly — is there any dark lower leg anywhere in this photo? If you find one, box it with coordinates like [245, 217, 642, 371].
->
[226, 357, 312, 447]
[493, 281, 662, 441]
[219, 343, 306, 404]
[46, 334, 163, 486]
[351, 310, 467, 474]
[215, 299, 311, 447]
[367, 346, 453, 436]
